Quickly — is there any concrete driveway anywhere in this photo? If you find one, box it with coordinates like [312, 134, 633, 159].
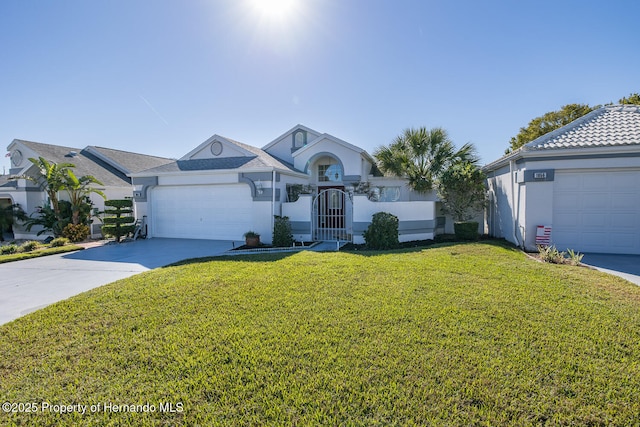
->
[0, 238, 238, 325]
[582, 253, 640, 286]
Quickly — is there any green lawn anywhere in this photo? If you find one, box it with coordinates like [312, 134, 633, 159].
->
[1, 241, 640, 426]
[0, 245, 83, 264]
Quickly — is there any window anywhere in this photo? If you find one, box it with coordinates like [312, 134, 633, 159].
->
[293, 130, 307, 149]
[368, 186, 401, 202]
[318, 164, 343, 182]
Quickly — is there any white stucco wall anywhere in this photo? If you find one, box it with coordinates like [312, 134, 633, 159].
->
[281, 195, 312, 241]
[353, 196, 436, 244]
[487, 152, 640, 252]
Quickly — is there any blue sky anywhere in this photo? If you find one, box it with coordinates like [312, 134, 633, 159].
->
[2, 0, 639, 173]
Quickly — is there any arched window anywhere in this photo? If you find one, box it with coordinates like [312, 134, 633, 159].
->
[318, 163, 343, 182]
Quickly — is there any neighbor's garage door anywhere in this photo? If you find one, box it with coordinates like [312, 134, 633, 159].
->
[553, 170, 640, 254]
[150, 184, 252, 240]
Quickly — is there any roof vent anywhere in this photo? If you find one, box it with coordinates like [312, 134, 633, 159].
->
[66, 151, 78, 157]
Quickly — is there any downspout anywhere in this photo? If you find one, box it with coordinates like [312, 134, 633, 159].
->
[509, 160, 520, 247]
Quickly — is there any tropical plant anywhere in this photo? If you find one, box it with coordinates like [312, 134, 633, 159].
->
[25, 157, 75, 221]
[437, 161, 487, 222]
[374, 127, 478, 193]
[63, 169, 105, 225]
[566, 248, 584, 266]
[537, 245, 566, 264]
[0, 203, 27, 241]
[24, 200, 74, 237]
[102, 199, 135, 243]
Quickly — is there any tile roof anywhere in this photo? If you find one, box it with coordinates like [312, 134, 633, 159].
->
[525, 104, 640, 151]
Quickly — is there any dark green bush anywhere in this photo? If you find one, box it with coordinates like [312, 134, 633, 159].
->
[102, 199, 135, 242]
[363, 212, 399, 250]
[453, 221, 479, 241]
[273, 216, 294, 247]
[62, 223, 90, 242]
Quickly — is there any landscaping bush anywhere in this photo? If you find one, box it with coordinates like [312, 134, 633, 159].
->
[50, 237, 70, 247]
[363, 212, 399, 249]
[537, 245, 566, 264]
[453, 221, 479, 241]
[567, 248, 584, 266]
[62, 223, 90, 242]
[273, 215, 294, 247]
[20, 241, 40, 252]
[1, 244, 18, 255]
[102, 199, 135, 242]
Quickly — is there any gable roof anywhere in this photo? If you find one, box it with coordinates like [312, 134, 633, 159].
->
[9, 139, 173, 186]
[261, 124, 320, 151]
[292, 132, 376, 164]
[132, 136, 300, 176]
[484, 104, 640, 171]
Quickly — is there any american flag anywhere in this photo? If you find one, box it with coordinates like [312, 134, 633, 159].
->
[4, 152, 10, 157]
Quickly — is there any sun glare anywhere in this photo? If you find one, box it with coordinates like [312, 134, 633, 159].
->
[251, 0, 297, 22]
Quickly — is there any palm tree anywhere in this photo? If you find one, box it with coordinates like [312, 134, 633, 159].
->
[25, 157, 75, 221]
[374, 127, 479, 193]
[64, 170, 106, 225]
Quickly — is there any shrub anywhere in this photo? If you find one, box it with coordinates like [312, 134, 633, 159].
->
[567, 248, 584, 266]
[363, 212, 399, 250]
[273, 216, 294, 247]
[50, 237, 70, 247]
[62, 223, 89, 242]
[102, 199, 135, 243]
[537, 245, 566, 264]
[243, 231, 260, 239]
[1, 245, 18, 255]
[453, 221, 479, 241]
[20, 241, 40, 252]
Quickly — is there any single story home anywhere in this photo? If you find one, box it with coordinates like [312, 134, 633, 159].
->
[130, 125, 442, 244]
[484, 104, 640, 254]
[4, 140, 173, 239]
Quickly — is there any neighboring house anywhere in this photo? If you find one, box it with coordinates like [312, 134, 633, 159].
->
[484, 104, 640, 254]
[4, 140, 173, 239]
[130, 125, 441, 244]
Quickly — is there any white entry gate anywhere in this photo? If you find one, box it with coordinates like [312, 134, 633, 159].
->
[312, 188, 353, 242]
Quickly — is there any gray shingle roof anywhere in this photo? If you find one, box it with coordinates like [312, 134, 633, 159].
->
[14, 140, 172, 186]
[525, 104, 640, 150]
[135, 137, 299, 175]
[88, 146, 174, 174]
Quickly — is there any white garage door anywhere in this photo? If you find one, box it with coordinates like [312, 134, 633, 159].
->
[553, 170, 640, 254]
[150, 184, 253, 240]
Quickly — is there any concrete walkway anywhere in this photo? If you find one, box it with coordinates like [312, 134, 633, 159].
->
[582, 253, 640, 286]
[0, 239, 238, 325]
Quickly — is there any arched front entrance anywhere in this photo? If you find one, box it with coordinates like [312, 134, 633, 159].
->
[312, 188, 353, 242]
